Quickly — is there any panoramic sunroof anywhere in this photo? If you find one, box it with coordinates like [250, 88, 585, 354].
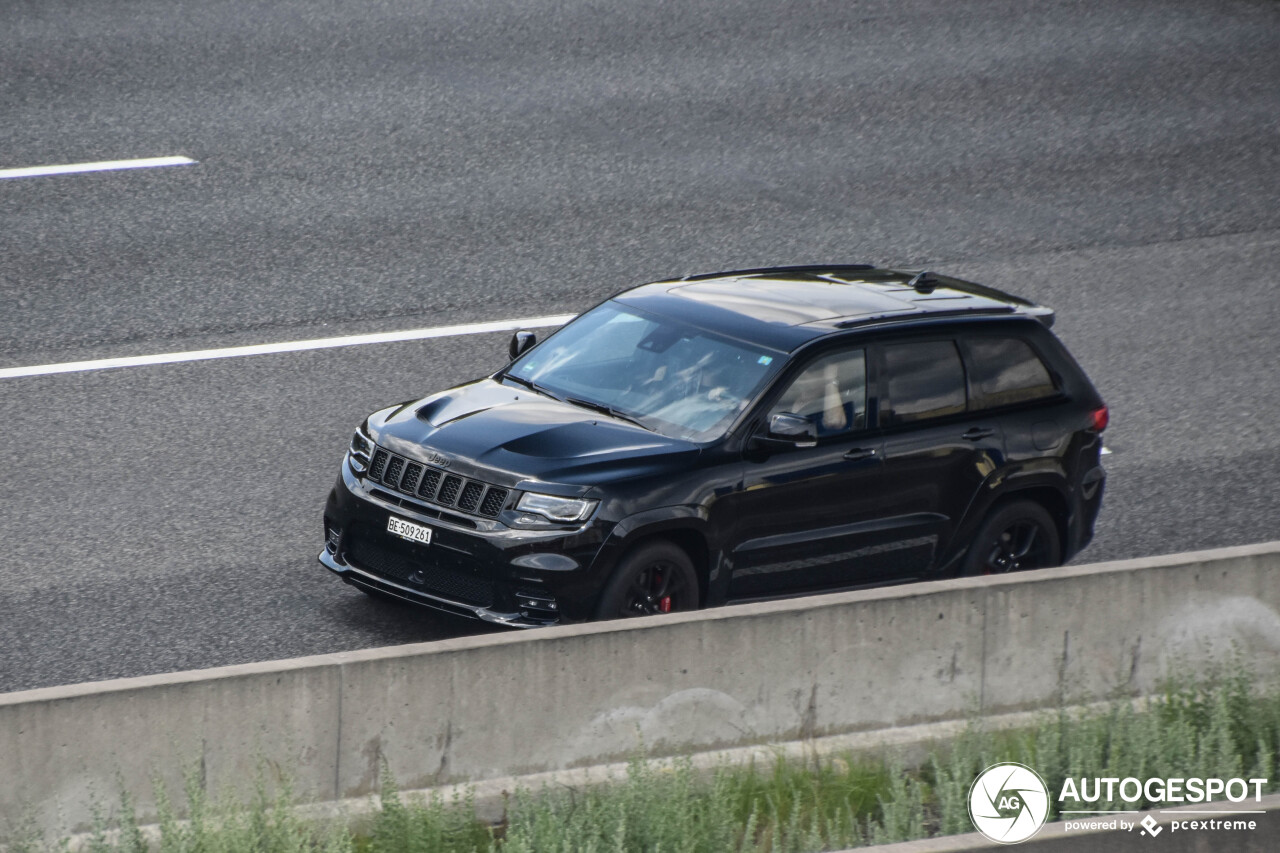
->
[669, 276, 918, 324]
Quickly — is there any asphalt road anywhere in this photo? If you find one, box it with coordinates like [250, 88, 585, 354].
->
[2, 0, 1278, 692]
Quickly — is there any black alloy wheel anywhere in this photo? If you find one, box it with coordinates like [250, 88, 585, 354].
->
[962, 500, 1062, 576]
[594, 540, 700, 619]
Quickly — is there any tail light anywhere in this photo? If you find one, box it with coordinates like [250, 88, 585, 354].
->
[1089, 406, 1109, 433]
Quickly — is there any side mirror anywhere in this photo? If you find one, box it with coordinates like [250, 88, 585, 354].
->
[509, 330, 537, 360]
[746, 413, 818, 457]
[767, 413, 818, 447]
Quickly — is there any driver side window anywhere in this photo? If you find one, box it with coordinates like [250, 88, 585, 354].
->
[769, 349, 867, 438]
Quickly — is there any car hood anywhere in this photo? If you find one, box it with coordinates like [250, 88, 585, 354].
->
[369, 379, 700, 489]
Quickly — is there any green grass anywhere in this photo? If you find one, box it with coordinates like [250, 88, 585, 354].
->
[12, 663, 1280, 853]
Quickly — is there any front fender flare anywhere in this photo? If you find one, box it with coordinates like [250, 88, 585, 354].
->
[588, 506, 717, 592]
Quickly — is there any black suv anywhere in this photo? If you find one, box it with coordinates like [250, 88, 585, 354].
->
[321, 266, 1107, 626]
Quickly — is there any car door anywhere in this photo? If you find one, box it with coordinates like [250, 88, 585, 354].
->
[873, 336, 1007, 571]
[725, 346, 902, 601]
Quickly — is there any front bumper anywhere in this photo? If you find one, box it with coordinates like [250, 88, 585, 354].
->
[320, 459, 610, 625]
[319, 548, 552, 627]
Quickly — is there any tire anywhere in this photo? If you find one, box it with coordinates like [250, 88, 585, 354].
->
[961, 500, 1062, 576]
[593, 540, 700, 620]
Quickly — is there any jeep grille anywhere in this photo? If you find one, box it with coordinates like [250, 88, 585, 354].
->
[366, 447, 509, 519]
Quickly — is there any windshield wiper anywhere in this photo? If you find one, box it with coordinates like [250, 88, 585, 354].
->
[564, 397, 654, 431]
[503, 375, 652, 431]
[501, 372, 562, 400]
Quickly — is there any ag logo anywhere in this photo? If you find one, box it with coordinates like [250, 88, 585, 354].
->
[968, 762, 1050, 844]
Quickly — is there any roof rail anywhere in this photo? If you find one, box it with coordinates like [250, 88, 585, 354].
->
[679, 264, 877, 281]
[888, 269, 1039, 308]
[833, 306, 1017, 329]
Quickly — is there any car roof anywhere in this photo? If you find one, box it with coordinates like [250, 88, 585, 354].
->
[613, 266, 1054, 352]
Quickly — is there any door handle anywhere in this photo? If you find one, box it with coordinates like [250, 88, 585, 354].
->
[962, 427, 995, 441]
[843, 447, 877, 461]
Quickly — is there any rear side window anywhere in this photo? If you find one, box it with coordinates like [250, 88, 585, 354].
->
[882, 340, 967, 425]
[964, 337, 1057, 409]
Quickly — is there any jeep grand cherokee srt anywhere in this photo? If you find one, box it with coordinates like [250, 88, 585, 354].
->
[321, 265, 1107, 626]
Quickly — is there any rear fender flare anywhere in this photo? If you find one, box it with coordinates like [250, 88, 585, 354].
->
[945, 471, 1071, 572]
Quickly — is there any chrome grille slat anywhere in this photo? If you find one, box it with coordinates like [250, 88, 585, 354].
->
[365, 444, 508, 519]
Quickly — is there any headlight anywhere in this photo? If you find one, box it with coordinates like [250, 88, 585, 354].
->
[348, 422, 374, 473]
[515, 492, 597, 524]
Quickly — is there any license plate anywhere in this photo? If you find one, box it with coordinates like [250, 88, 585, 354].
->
[387, 516, 433, 546]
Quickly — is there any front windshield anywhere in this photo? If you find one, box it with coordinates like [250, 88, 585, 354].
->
[506, 302, 785, 441]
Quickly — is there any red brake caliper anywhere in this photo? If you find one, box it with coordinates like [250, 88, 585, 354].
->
[655, 569, 672, 612]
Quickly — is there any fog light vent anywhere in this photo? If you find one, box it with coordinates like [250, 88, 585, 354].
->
[515, 591, 559, 614]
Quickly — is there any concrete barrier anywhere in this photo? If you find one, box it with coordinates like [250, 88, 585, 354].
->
[4, 541, 1280, 838]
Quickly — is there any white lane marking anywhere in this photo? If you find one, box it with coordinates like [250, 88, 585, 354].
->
[0, 315, 577, 380]
[1101, 447, 1113, 456]
[0, 156, 197, 180]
